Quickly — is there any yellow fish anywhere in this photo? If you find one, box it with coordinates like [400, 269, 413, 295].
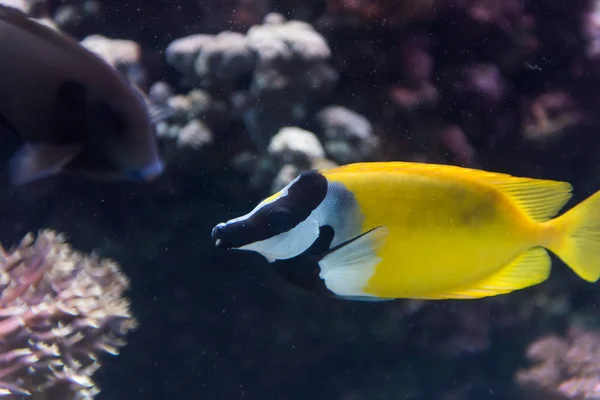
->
[211, 161, 600, 301]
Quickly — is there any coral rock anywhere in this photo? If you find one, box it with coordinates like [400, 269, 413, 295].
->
[194, 31, 255, 87]
[316, 106, 378, 164]
[80, 35, 144, 86]
[246, 16, 331, 67]
[148, 81, 175, 105]
[177, 119, 214, 150]
[166, 34, 214, 83]
[0, 230, 136, 399]
[165, 14, 337, 147]
[0, 0, 28, 12]
[517, 327, 600, 399]
[268, 126, 326, 161]
[521, 92, 583, 145]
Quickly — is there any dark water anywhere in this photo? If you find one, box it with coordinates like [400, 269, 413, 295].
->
[2, 0, 600, 399]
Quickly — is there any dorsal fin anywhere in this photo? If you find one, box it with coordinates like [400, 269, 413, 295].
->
[321, 162, 573, 222]
[0, 5, 80, 53]
[0, 5, 123, 78]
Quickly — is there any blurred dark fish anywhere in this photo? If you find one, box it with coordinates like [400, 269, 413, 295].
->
[0, 5, 167, 185]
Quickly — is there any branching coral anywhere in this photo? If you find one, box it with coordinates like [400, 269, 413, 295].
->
[0, 230, 136, 399]
[516, 327, 600, 399]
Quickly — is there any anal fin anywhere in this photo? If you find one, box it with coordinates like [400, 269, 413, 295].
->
[416, 247, 551, 300]
[9, 143, 81, 185]
[318, 226, 389, 298]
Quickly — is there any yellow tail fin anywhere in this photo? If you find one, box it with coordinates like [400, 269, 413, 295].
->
[549, 190, 600, 282]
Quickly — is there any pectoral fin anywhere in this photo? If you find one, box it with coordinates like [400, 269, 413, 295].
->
[318, 226, 389, 298]
[9, 143, 81, 185]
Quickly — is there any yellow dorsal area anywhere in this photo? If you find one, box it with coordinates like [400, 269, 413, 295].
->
[319, 162, 573, 299]
[259, 191, 283, 206]
[322, 162, 573, 222]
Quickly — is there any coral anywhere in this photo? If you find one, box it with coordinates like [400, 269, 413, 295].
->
[80, 35, 145, 87]
[0, 230, 136, 399]
[267, 126, 326, 162]
[175, 119, 214, 150]
[193, 31, 255, 89]
[521, 91, 583, 146]
[242, 14, 337, 145]
[246, 15, 331, 67]
[52, 1, 102, 32]
[151, 84, 227, 174]
[267, 126, 334, 190]
[165, 13, 338, 148]
[584, 0, 600, 58]
[315, 106, 378, 164]
[166, 32, 254, 89]
[0, 0, 37, 13]
[4, 0, 600, 399]
[388, 35, 439, 112]
[516, 327, 600, 400]
[0, 0, 52, 26]
[235, 126, 337, 192]
[439, 125, 478, 167]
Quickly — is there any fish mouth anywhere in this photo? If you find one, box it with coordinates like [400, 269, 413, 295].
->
[211, 223, 230, 248]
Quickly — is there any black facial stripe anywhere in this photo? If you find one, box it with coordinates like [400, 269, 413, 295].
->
[273, 225, 336, 297]
[212, 170, 328, 249]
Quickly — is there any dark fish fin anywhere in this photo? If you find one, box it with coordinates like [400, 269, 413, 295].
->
[273, 256, 332, 297]
[9, 143, 81, 185]
[0, 5, 28, 19]
[273, 226, 393, 302]
[149, 103, 175, 124]
[0, 5, 83, 61]
[272, 225, 335, 297]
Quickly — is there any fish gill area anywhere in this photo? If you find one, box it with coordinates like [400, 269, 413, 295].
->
[0, 0, 599, 399]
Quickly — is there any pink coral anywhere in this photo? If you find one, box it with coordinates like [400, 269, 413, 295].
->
[323, 0, 440, 26]
[0, 230, 136, 399]
[521, 92, 583, 144]
[517, 327, 600, 399]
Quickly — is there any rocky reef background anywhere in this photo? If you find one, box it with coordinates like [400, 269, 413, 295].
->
[1, 0, 600, 399]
